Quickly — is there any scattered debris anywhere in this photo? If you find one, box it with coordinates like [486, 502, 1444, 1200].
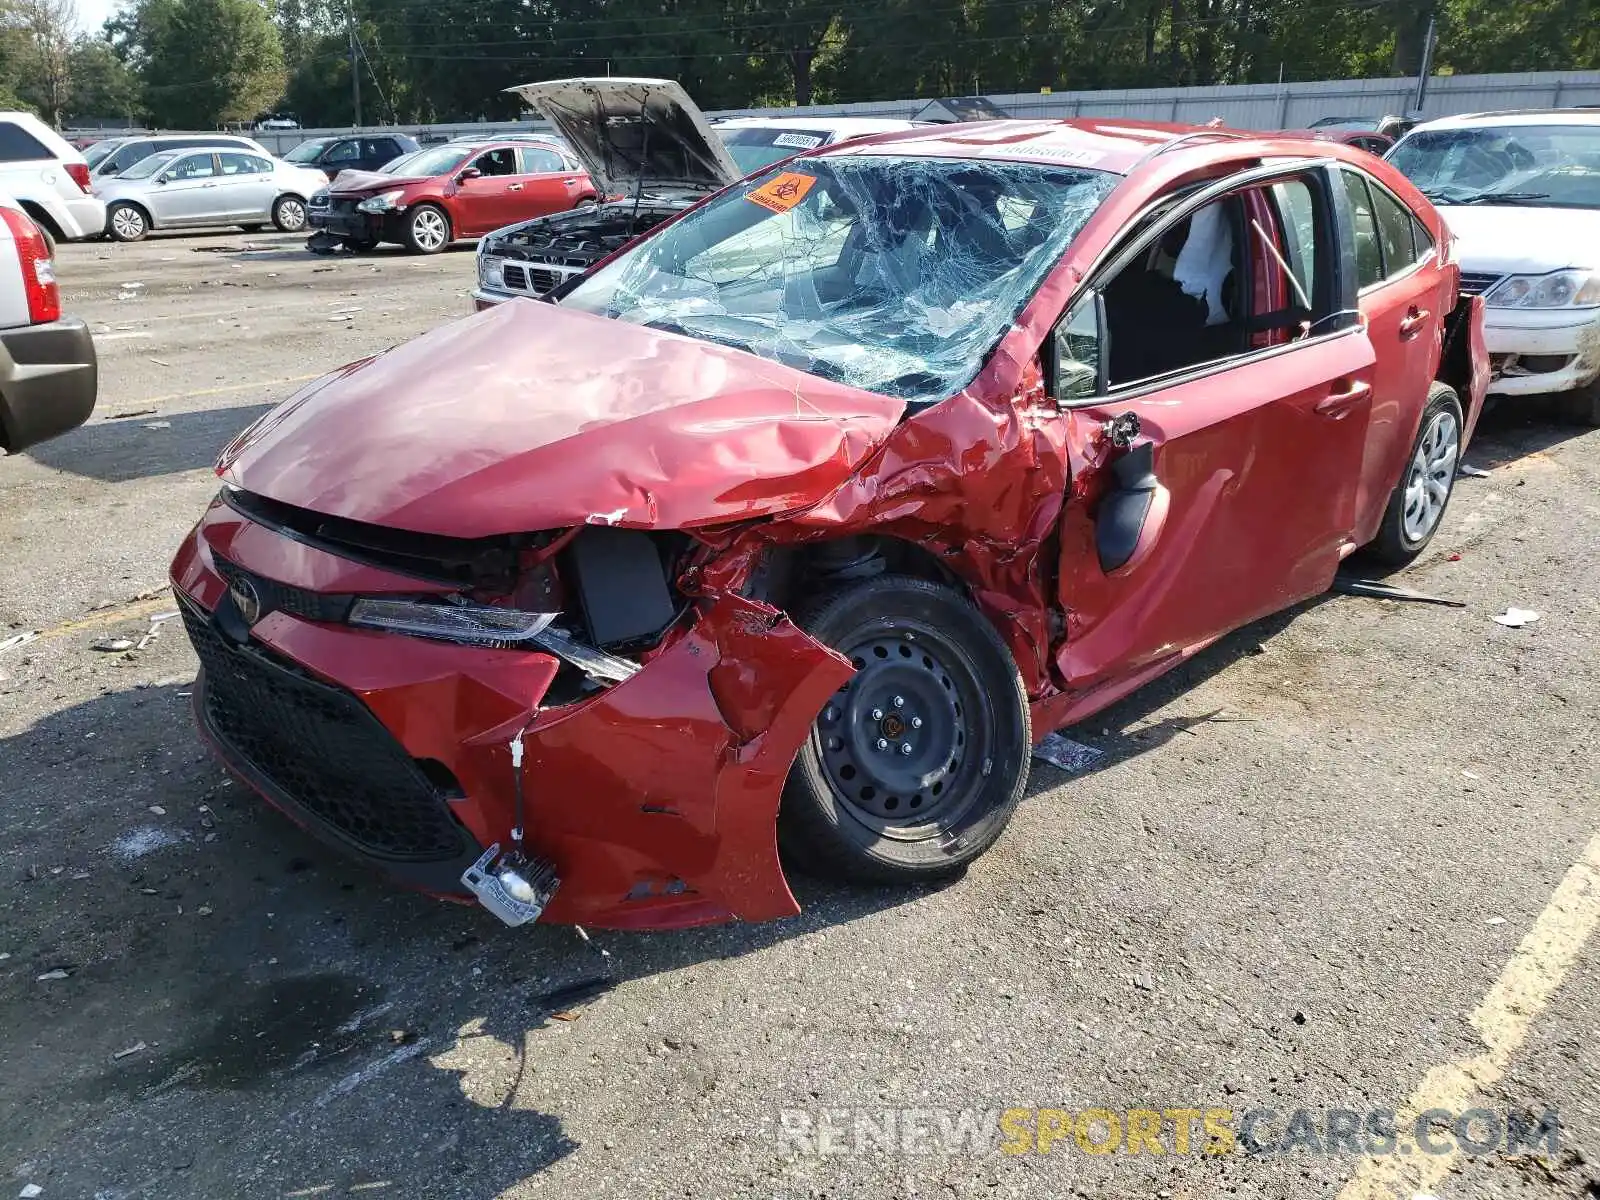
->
[1133, 973, 1155, 992]
[111, 826, 188, 862]
[20, 1184, 43, 1199]
[1457, 463, 1491, 479]
[549, 1010, 581, 1022]
[91, 637, 135, 652]
[107, 408, 158, 420]
[388, 1028, 417, 1045]
[148, 358, 170, 367]
[1486, 917, 1507, 926]
[1492, 608, 1541, 628]
[196, 905, 213, 916]
[1463, 770, 1482, 780]
[0, 631, 37, 652]
[534, 976, 614, 1012]
[112, 1040, 148, 1060]
[151, 611, 180, 623]
[1031, 733, 1105, 774]
[314, 1039, 432, 1108]
[142, 421, 172, 430]
[0, 952, 9, 961]
[148, 805, 166, 816]
[1447, 552, 1462, 561]
[36, 969, 70, 982]
[1331, 575, 1465, 607]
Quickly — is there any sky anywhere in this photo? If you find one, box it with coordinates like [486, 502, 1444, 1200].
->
[75, 0, 122, 36]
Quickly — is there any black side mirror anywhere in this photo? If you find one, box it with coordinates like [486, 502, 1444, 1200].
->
[456, 167, 482, 183]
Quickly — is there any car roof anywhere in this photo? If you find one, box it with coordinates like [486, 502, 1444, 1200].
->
[809, 117, 1343, 175]
[1410, 109, 1600, 131]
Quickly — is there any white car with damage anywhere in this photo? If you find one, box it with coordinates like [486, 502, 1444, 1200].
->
[1388, 110, 1600, 423]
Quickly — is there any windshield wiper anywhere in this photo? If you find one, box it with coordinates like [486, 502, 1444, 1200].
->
[1430, 189, 1551, 206]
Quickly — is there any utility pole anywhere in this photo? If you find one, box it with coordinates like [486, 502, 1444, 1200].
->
[347, 3, 363, 128]
[1411, 16, 1437, 115]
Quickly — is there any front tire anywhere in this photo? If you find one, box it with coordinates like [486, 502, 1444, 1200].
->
[779, 575, 1031, 884]
[1367, 381, 1463, 566]
[107, 202, 148, 242]
[403, 204, 451, 254]
[271, 195, 307, 232]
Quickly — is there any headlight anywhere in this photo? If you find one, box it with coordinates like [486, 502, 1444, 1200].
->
[1484, 269, 1600, 309]
[348, 598, 556, 647]
[356, 189, 407, 214]
[479, 254, 505, 290]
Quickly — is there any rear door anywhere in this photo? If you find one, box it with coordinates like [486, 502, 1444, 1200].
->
[512, 145, 589, 216]
[1334, 167, 1454, 545]
[1050, 165, 1378, 697]
[217, 152, 277, 220]
[360, 137, 401, 172]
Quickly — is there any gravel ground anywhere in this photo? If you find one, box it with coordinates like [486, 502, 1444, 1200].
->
[1, 231, 1597, 1200]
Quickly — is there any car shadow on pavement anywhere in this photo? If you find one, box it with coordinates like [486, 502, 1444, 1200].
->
[25, 402, 274, 483]
[0, 678, 933, 1195]
[1464, 402, 1595, 470]
[1024, 604, 1309, 797]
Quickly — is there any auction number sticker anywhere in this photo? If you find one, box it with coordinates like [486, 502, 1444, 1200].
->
[772, 132, 824, 149]
[746, 171, 817, 213]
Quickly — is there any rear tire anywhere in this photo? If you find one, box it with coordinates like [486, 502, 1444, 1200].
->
[778, 575, 1031, 884]
[271, 195, 307, 232]
[403, 204, 451, 254]
[1367, 381, 1463, 566]
[107, 202, 148, 242]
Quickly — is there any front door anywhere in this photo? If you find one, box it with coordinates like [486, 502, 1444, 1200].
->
[451, 147, 523, 236]
[151, 152, 222, 225]
[1050, 169, 1378, 697]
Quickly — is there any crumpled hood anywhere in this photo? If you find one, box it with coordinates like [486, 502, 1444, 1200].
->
[1439, 205, 1600, 275]
[328, 169, 429, 196]
[506, 76, 741, 196]
[217, 301, 906, 538]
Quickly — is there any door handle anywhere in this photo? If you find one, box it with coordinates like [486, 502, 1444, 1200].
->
[1398, 307, 1430, 338]
[1315, 379, 1371, 418]
[507, 182, 524, 191]
[563, 178, 580, 186]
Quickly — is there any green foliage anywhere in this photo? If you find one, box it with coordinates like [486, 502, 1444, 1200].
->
[135, 0, 287, 127]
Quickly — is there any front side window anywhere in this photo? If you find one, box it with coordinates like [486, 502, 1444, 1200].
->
[285, 139, 331, 164]
[471, 148, 518, 176]
[520, 146, 566, 174]
[1389, 124, 1600, 210]
[561, 155, 1116, 404]
[325, 140, 360, 164]
[120, 150, 181, 180]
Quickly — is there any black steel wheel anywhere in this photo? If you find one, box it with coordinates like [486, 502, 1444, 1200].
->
[779, 575, 1031, 883]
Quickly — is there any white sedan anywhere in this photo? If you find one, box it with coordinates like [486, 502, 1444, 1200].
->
[1388, 110, 1600, 424]
[94, 147, 330, 242]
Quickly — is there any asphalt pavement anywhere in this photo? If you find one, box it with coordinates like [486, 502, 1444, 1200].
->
[0, 230, 1596, 1200]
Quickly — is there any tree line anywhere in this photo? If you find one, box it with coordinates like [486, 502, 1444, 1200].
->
[1, 0, 1595, 131]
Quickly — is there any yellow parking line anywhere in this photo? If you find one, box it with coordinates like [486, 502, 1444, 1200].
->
[33, 594, 174, 642]
[1337, 831, 1600, 1199]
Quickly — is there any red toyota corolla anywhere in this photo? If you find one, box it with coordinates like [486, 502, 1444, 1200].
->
[306, 138, 597, 254]
[173, 114, 1489, 932]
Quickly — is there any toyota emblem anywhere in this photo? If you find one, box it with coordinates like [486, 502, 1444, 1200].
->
[229, 576, 262, 625]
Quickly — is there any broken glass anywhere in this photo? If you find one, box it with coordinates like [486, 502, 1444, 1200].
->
[560, 155, 1118, 404]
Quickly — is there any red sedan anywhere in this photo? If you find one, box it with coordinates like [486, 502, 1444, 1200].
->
[173, 118, 1488, 931]
[307, 139, 597, 253]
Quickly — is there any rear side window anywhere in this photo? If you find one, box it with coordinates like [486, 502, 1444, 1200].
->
[0, 121, 53, 162]
[520, 146, 566, 173]
[1340, 171, 1385, 289]
[109, 141, 154, 171]
[1372, 184, 1422, 275]
[363, 138, 397, 159]
[1268, 179, 1320, 310]
[220, 152, 269, 175]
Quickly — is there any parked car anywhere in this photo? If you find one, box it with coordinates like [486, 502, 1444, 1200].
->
[172, 116, 1487, 932]
[711, 115, 926, 175]
[0, 193, 96, 453]
[475, 77, 743, 303]
[1387, 109, 1600, 423]
[1281, 127, 1394, 155]
[307, 139, 596, 254]
[256, 116, 301, 131]
[96, 148, 328, 241]
[282, 133, 420, 180]
[0, 112, 106, 249]
[86, 133, 271, 180]
[1313, 115, 1416, 139]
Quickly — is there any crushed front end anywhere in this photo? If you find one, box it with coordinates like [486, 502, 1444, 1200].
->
[171, 492, 852, 930]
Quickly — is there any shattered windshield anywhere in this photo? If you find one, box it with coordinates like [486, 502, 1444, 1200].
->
[559, 155, 1117, 404]
[1390, 125, 1600, 209]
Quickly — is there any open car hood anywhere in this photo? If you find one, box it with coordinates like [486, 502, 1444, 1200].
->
[216, 301, 906, 539]
[506, 76, 742, 196]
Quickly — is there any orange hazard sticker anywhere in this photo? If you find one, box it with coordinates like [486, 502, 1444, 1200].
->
[746, 171, 816, 214]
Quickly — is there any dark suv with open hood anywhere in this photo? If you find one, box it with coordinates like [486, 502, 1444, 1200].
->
[474, 78, 741, 305]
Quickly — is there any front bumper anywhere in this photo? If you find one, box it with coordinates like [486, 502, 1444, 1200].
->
[308, 203, 400, 244]
[471, 287, 513, 311]
[170, 498, 851, 930]
[1482, 307, 1600, 396]
[0, 317, 97, 453]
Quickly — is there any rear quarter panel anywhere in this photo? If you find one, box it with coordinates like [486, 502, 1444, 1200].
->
[0, 206, 29, 329]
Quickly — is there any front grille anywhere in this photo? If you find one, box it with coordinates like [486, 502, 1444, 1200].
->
[1458, 271, 1502, 297]
[528, 267, 565, 293]
[501, 261, 578, 296]
[503, 263, 530, 292]
[180, 598, 469, 862]
[213, 555, 354, 624]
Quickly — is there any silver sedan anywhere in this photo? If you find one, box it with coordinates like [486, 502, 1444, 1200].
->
[95, 148, 331, 241]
